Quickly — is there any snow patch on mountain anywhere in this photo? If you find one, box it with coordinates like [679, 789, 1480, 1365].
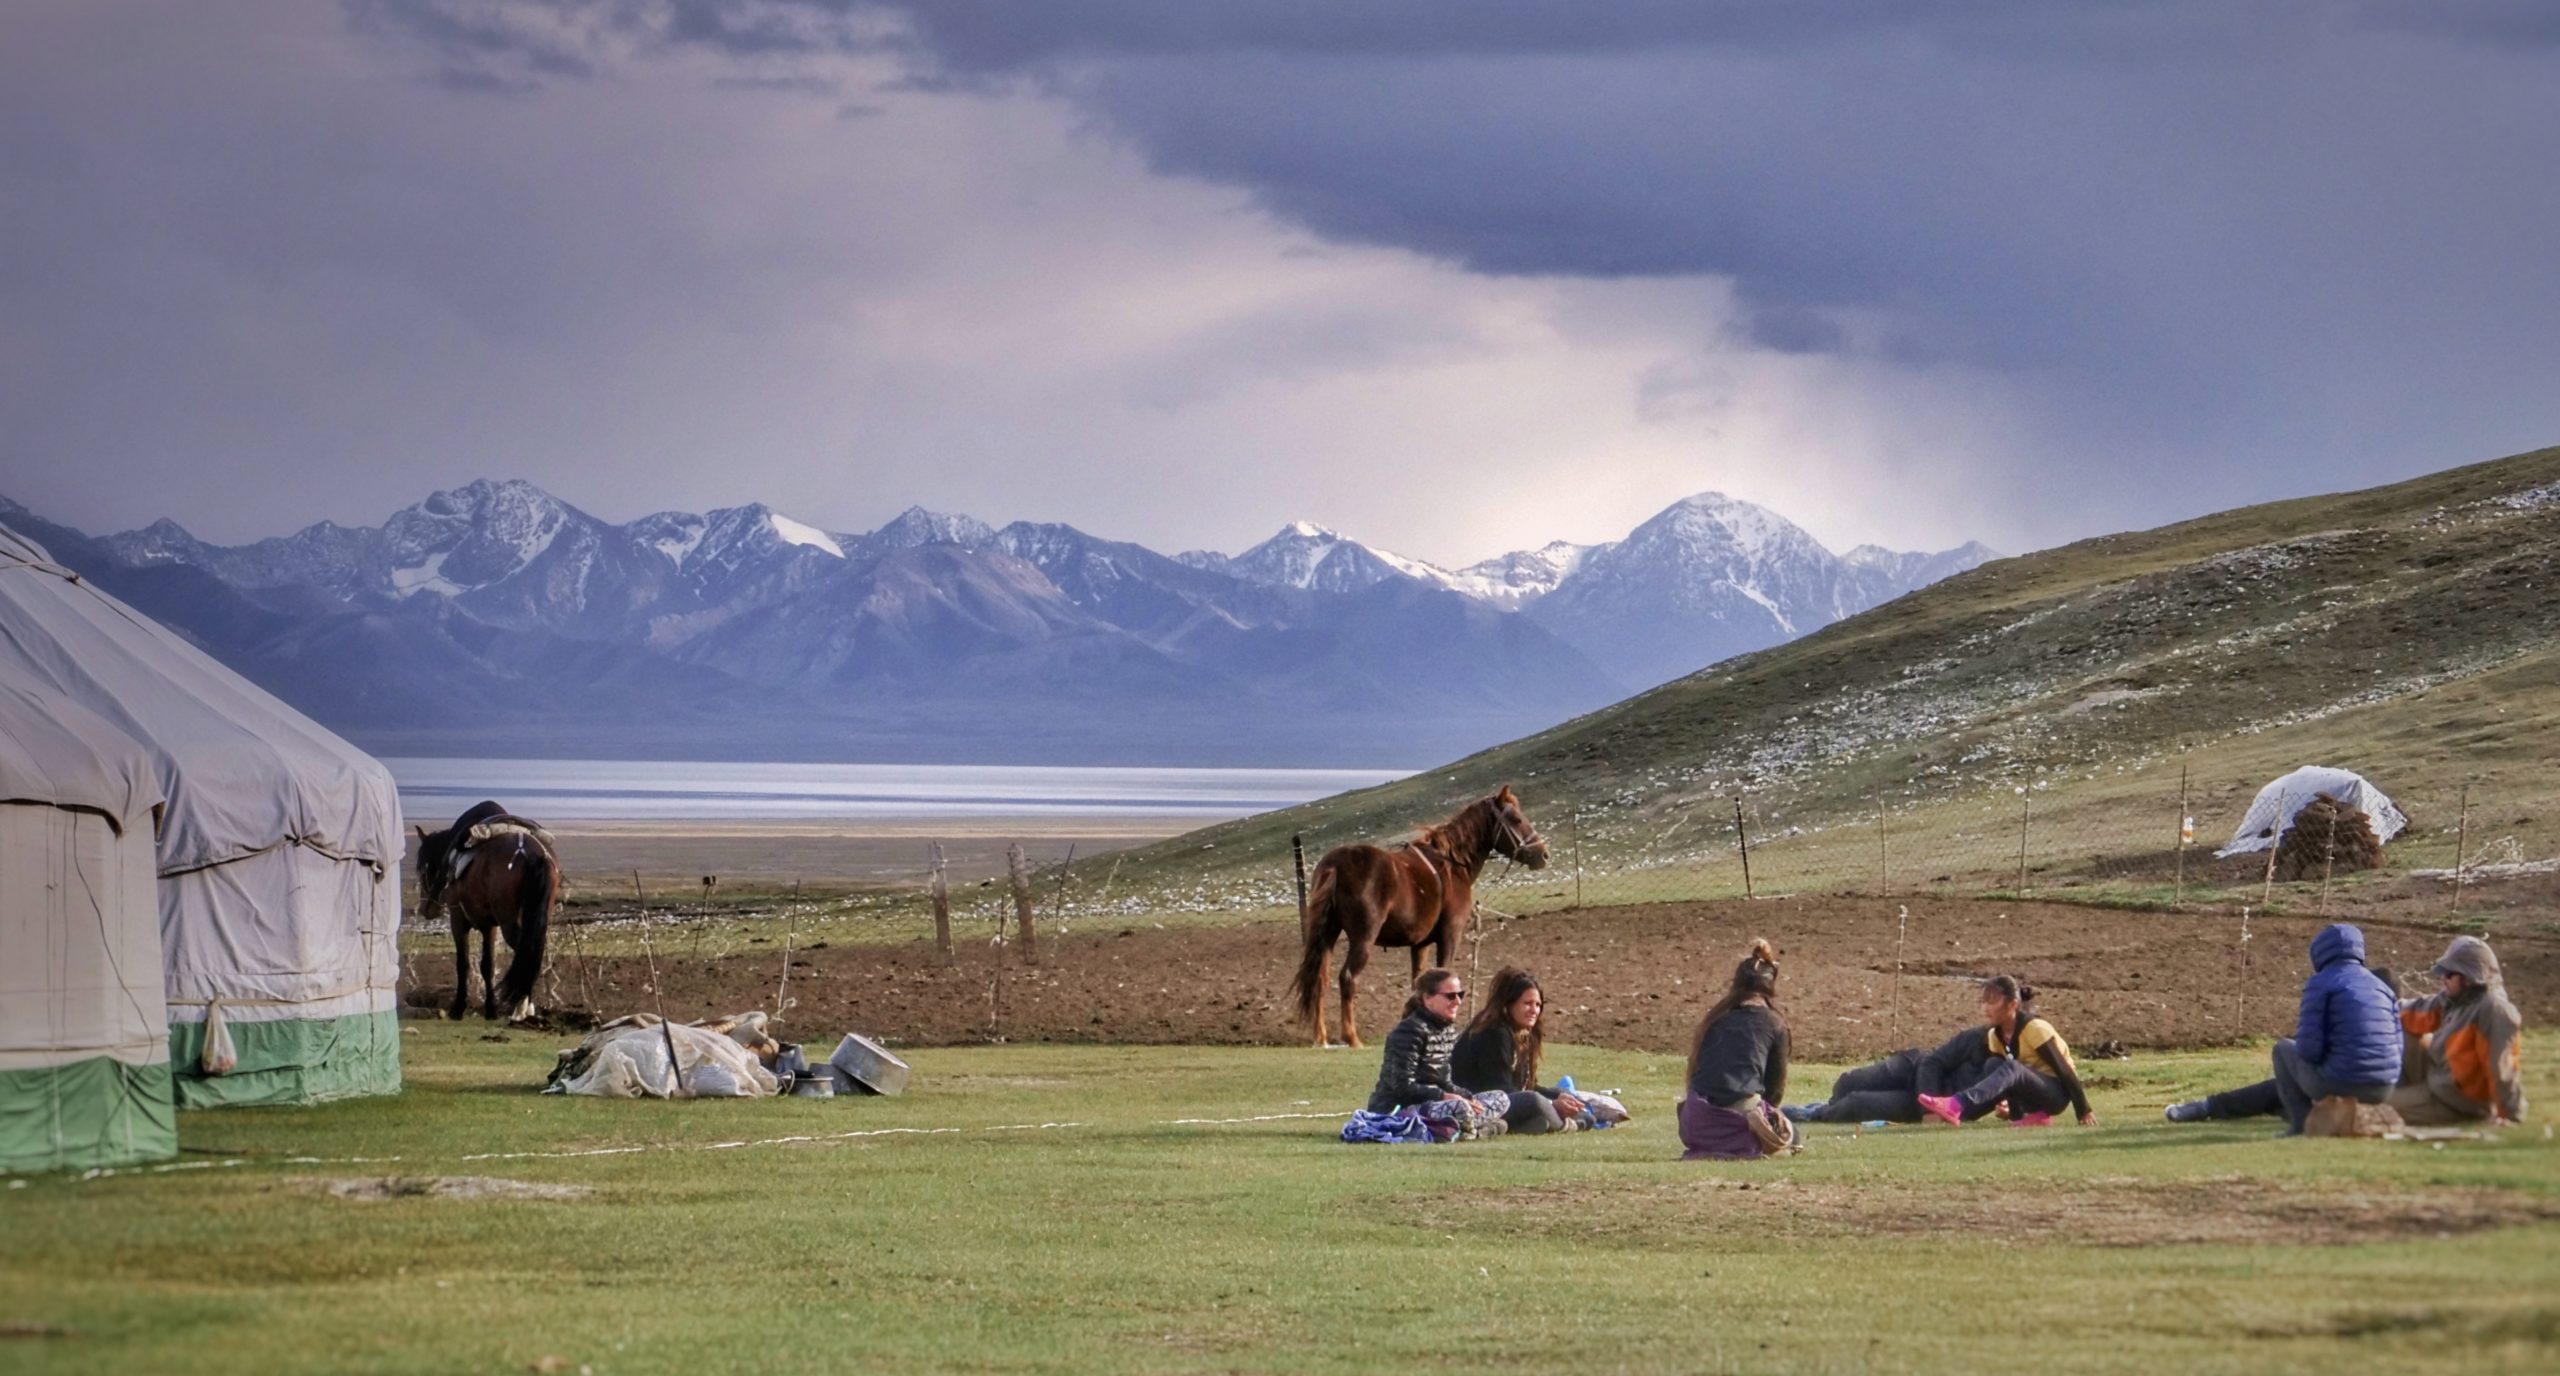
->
[767, 512, 844, 558]
[389, 552, 459, 598]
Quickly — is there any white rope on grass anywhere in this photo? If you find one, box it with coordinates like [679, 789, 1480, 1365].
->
[29, 1106, 1362, 1184]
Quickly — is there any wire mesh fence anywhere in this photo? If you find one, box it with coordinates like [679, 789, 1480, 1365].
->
[1267, 766, 2541, 924]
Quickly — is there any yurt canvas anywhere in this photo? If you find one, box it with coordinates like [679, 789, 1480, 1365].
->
[0, 524, 402, 1108]
[0, 681, 174, 1172]
[2214, 766, 2408, 859]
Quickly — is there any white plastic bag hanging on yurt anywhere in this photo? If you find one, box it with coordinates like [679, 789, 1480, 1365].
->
[199, 1001, 237, 1075]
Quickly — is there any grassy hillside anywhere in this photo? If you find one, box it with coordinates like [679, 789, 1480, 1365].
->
[1097, 444, 2560, 912]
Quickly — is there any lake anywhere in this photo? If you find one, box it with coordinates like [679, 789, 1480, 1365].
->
[383, 758, 1407, 823]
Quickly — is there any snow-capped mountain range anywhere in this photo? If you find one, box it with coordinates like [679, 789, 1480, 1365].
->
[1, 481, 1992, 764]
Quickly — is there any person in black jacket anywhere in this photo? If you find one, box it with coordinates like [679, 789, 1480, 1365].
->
[1451, 967, 1587, 1134]
[1784, 1026, 1993, 1124]
[1365, 968, 1478, 1116]
[1679, 939, 1798, 1159]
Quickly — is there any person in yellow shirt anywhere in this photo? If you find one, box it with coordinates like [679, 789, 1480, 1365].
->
[1916, 975, 2096, 1127]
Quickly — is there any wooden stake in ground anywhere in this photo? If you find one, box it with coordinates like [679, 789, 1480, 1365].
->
[2015, 790, 2031, 894]
[1291, 833, 1308, 922]
[2236, 906, 2254, 1037]
[1007, 842, 1039, 967]
[1048, 843, 1076, 949]
[1732, 798, 1754, 899]
[2261, 827, 2281, 909]
[1571, 810, 1584, 909]
[2318, 807, 2339, 915]
[1875, 797, 1889, 893]
[2174, 765, 2191, 908]
[641, 930, 685, 1099]
[631, 869, 646, 905]
[930, 842, 953, 968]
[2451, 782, 2471, 915]
[1890, 903, 1910, 1044]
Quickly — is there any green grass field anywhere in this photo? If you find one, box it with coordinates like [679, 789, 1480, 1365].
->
[8, 1028, 2558, 1374]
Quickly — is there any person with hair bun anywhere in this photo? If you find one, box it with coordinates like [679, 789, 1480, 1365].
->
[1678, 939, 1798, 1159]
[1916, 975, 2096, 1127]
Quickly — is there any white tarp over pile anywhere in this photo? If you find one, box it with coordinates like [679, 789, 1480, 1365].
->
[0, 523, 402, 1107]
[545, 1014, 782, 1099]
[0, 680, 174, 1171]
[2215, 766, 2408, 858]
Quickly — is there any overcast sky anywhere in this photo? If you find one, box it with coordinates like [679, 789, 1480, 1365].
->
[3, 2, 2554, 564]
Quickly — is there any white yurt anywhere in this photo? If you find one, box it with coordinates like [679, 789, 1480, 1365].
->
[0, 680, 174, 1172]
[0, 524, 402, 1108]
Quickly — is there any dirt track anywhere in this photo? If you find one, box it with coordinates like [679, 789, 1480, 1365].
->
[412, 895, 2560, 1060]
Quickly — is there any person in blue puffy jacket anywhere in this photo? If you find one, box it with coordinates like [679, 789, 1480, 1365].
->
[2165, 922, 2402, 1133]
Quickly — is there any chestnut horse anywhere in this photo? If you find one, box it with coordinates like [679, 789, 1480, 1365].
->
[1291, 786, 1549, 1048]
[415, 799, 557, 1022]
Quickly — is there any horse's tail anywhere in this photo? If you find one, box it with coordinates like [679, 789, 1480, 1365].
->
[1291, 862, 1340, 1032]
[499, 841, 556, 1013]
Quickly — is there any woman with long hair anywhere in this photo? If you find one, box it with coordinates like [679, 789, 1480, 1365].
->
[1451, 966, 1586, 1134]
[1677, 939, 1798, 1159]
[1365, 968, 1505, 1138]
[1915, 975, 2096, 1127]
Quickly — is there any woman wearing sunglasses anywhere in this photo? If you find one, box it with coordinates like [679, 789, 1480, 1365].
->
[1366, 968, 1505, 1138]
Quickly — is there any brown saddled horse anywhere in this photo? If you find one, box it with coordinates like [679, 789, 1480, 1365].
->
[415, 799, 558, 1022]
[1291, 786, 1549, 1048]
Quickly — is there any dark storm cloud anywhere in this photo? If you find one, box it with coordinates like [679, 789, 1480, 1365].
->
[357, 2, 2560, 479]
[7, 1, 2554, 561]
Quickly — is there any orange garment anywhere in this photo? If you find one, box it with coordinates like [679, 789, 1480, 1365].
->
[2400, 990, 2525, 1121]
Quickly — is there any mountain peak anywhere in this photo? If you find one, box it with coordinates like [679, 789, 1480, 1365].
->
[867, 506, 994, 551]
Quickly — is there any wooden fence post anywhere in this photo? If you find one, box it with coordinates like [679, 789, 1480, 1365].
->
[2015, 790, 2030, 894]
[2450, 782, 2471, 915]
[930, 842, 953, 968]
[1049, 844, 1076, 951]
[1571, 809, 1584, 909]
[1292, 834, 1308, 922]
[2318, 806, 2338, 915]
[1008, 842, 1039, 967]
[1732, 798, 1754, 899]
[1875, 796, 1888, 894]
[2174, 765, 2191, 909]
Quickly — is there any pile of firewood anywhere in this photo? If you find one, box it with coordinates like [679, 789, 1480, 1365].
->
[2273, 793, 2385, 881]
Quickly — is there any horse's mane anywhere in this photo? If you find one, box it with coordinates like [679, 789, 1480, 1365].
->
[1409, 794, 1499, 859]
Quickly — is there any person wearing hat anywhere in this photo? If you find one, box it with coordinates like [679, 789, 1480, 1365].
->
[2389, 935, 2526, 1126]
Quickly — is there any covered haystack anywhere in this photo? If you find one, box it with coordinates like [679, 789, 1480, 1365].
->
[2272, 793, 2385, 881]
[2216, 765, 2407, 859]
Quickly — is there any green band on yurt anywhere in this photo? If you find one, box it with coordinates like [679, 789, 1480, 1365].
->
[0, 1057, 177, 1175]
[168, 1012, 403, 1109]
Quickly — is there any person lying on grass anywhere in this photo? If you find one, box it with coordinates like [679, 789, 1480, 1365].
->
[1451, 966, 1587, 1135]
[2388, 935, 2527, 1127]
[1915, 975, 2096, 1128]
[2164, 923, 2401, 1133]
[1366, 968, 1507, 1138]
[1782, 1026, 1993, 1125]
[1678, 939, 1799, 1159]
